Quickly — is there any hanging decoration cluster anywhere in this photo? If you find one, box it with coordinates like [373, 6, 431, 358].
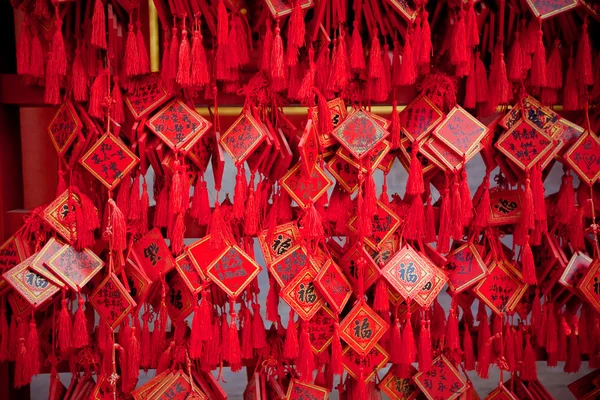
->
[3, 0, 600, 398]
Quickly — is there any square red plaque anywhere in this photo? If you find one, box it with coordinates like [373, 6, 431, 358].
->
[339, 243, 381, 292]
[3, 256, 60, 307]
[47, 101, 82, 155]
[325, 152, 361, 193]
[413, 355, 467, 400]
[257, 222, 300, 264]
[310, 97, 348, 148]
[206, 245, 261, 298]
[187, 235, 229, 276]
[219, 111, 266, 165]
[268, 245, 314, 287]
[339, 302, 388, 355]
[281, 162, 333, 208]
[332, 109, 390, 160]
[123, 259, 152, 304]
[285, 379, 328, 400]
[433, 106, 488, 157]
[474, 260, 528, 315]
[80, 133, 139, 190]
[89, 273, 136, 330]
[45, 245, 104, 292]
[564, 130, 600, 185]
[381, 245, 434, 301]
[43, 190, 81, 244]
[348, 200, 401, 249]
[495, 119, 553, 171]
[124, 73, 171, 120]
[425, 137, 478, 171]
[280, 267, 324, 321]
[315, 259, 352, 314]
[132, 228, 176, 282]
[488, 190, 523, 226]
[399, 95, 444, 142]
[342, 343, 389, 382]
[175, 251, 207, 295]
[30, 238, 65, 283]
[380, 367, 421, 400]
[146, 99, 212, 154]
[446, 243, 488, 293]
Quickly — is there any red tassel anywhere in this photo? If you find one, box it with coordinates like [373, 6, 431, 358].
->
[404, 195, 425, 241]
[25, 319, 40, 380]
[240, 306, 253, 359]
[351, 22, 366, 71]
[153, 183, 169, 228]
[29, 27, 44, 78]
[271, 24, 286, 82]
[373, 279, 390, 314]
[522, 177, 534, 233]
[266, 274, 279, 322]
[198, 294, 212, 342]
[363, 173, 378, 219]
[138, 179, 149, 233]
[418, 319, 432, 372]
[579, 307, 590, 355]
[300, 204, 325, 242]
[57, 297, 72, 351]
[474, 52, 489, 103]
[464, 55, 477, 108]
[531, 165, 546, 224]
[209, 202, 232, 250]
[437, 186, 452, 253]
[45, 70, 61, 105]
[546, 40, 562, 89]
[112, 78, 125, 124]
[14, 339, 26, 387]
[466, 0, 479, 47]
[508, 32, 524, 81]
[530, 22, 547, 88]
[315, 88, 333, 137]
[71, 296, 88, 348]
[477, 307, 490, 351]
[331, 322, 343, 375]
[92, 0, 107, 49]
[49, 18, 67, 77]
[565, 330, 581, 373]
[563, 58, 579, 110]
[577, 21, 593, 87]
[398, 32, 416, 86]
[331, 35, 350, 92]
[136, 22, 150, 74]
[176, 27, 191, 87]
[88, 69, 107, 118]
[0, 304, 8, 361]
[389, 317, 402, 364]
[190, 305, 202, 358]
[17, 17, 31, 75]
[298, 48, 316, 102]
[476, 337, 491, 379]
[464, 323, 475, 371]
[156, 341, 174, 373]
[251, 304, 267, 349]
[532, 292, 542, 333]
[459, 169, 473, 225]
[116, 177, 132, 218]
[450, 10, 467, 66]
[450, 178, 463, 238]
[298, 322, 315, 382]
[125, 23, 140, 77]
[191, 178, 211, 225]
[489, 41, 510, 108]
[446, 307, 460, 351]
[424, 195, 436, 243]
[244, 184, 260, 237]
[368, 30, 384, 79]
[546, 306, 558, 361]
[283, 310, 299, 359]
[261, 22, 273, 75]
[555, 173, 575, 225]
[521, 335, 538, 380]
[72, 47, 88, 102]
[419, 11, 432, 66]
[406, 142, 424, 195]
[108, 199, 127, 252]
[398, 313, 416, 378]
[390, 101, 401, 149]
[288, 0, 305, 55]
[217, 0, 228, 46]
[228, 315, 242, 372]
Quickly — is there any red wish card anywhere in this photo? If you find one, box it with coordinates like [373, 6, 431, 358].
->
[578, 259, 600, 314]
[332, 109, 390, 160]
[384, 0, 417, 21]
[165, 273, 195, 322]
[132, 228, 176, 282]
[187, 131, 215, 174]
[30, 238, 65, 283]
[380, 367, 421, 400]
[413, 355, 467, 400]
[47, 101, 82, 156]
[415, 266, 448, 308]
[0, 235, 28, 272]
[90, 273, 136, 330]
[486, 384, 520, 400]
[400, 95, 444, 143]
[433, 106, 487, 157]
[3, 256, 60, 308]
[564, 130, 600, 185]
[381, 245, 434, 301]
[306, 306, 336, 354]
[46, 245, 104, 291]
[264, 0, 314, 18]
[398, 136, 443, 177]
[146, 99, 212, 154]
[342, 343, 389, 382]
[559, 252, 593, 289]
[7, 292, 32, 318]
[474, 260, 528, 315]
[257, 222, 300, 265]
[188, 235, 228, 276]
[175, 251, 207, 295]
[325, 152, 361, 193]
[339, 302, 388, 355]
[285, 379, 328, 400]
[80, 133, 139, 190]
[280, 267, 324, 321]
[526, 0, 578, 19]
[43, 190, 81, 244]
[124, 73, 171, 120]
[488, 190, 523, 226]
[558, 118, 585, 149]
[298, 120, 319, 175]
[446, 243, 488, 293]
[206, 245, 261, 298]
[268, 245, 314, 287]
[314, 259, 352, 314]
[365, 238, 399, 267]
[310, 97, 348, 148]
[281, 162, 333, 208]
[219, 111, 266, 165]
[495, 120, 553, 171]
[124, 259, 152, 304]
[339, 243, 381, 292]
[348, 200, 401, 249]
[500, 96, 560, 134]
[425, 136, 478, 171]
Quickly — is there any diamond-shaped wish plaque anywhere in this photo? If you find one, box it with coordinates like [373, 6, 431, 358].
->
[495, 119, 553, 171]
[340, 243, 381, 292]
[206, 245, 261, 298]
[332, 109, 390, 159]
[268, 245, 314, 287]
[43, 190, 82, 244]
[339, 302, 388, 355]
[348, 200, 401, 249]
[326, 152, 361, 193]
[380, 366, 421, 400]
[46, 245, 104, 292]
[381, 245, 433, 301]
[80, 133, 139, 190]
[175, 251, 207, 295]
[132, 228, 176, 282]
[434, 106, 488, 157]
[219, 111, 266, 165]
[0, 235, 28, 272]
[281, 162, 333, 208]
[3, 256, 60, 308]
[281, 267, 324, 321]
[90, 273, 136, 330]
[400, 94, 444, 143]
[47, 101, 82, 156]
[165, 273, 195, 322]
[415, 265, 448, 308]
[306, 306, 336, 354]
[446, 243, 488, 293]
[578, 259, 600, 314]
[475, 260, 528, 316]
[257, 222, 300, 264]
[286, 379, 328, 400]
[343, 343, 389, 382]
[414, 355, 467, 400]
[146, 98, 212, 154]
[299, 119, 319, 175]
[124, 73, 170, 120]
[315, 259, 352, 313]
[564, 130, 600, 185]
[526, 0, 578, 19]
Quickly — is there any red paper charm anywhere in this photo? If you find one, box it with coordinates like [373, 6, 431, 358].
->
[89, 273, 136, 330]
[339, 302, 388, 355]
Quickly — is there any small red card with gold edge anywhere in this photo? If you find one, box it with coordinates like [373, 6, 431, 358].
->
[413, 355, 467, 400]
[45, 245, 104, 292]
[500, 96, 559, 133]
[564, 130, 600, 185]
[380, 366, 421, 400]
[132, 228, 176, 282]
[124, 73, 171, 120]
[43, 190, 81, 244]
[475, 260, 528, 315]
[30, 238, 64, 283]
[425, 136, 478, 171]
[495, 119, 553, 171]
[488, 189, 523, 225]
[80, 133, 139, 190]
[315, 259, 352, 314]
[400, 95, 444, 142]
[281, 162, 333, 209]
[306, 306, 336, 354]
[90, 273, 136, 330]
[415, 265, 448, 308]
[578, 259, 600, 314]
[299, 119, 319, 175]
[206, 245, 261, 298]
[326, 152, 361, 193]
[124, 258, 152, 304]
[175, 251, 207, 295]
[0, 235, 28, 272]
[339, 243, 381, 292]
[365, 238, 399, 267]
[219, 111, 266, 165]
[3, 256, 60, 308]
[257, 222, 300, 265]
[286, 379, 328, 400]
[332, 109, 390, 160]
[381, 245, 434, 301]
[446, 243, 488, 293]
[268, 245, 314, 287]
[146, 99, 212, 154]
[187, 235, 227, 277]
[310, 97, 348, 148]
[342, 343, 389, 382]
[559, 252, 593, 289]
[166, 272, 195, 322]
[339, 302, 388, 355]
[264, 0, 314, 17]
[348, 200, 401, 249]
[47, 101, 82, 155]
[433, 106, 488, 157]
[398, 136, 443, 177]
[281, 267, 324, 321]
[7, 292, 32, 318]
